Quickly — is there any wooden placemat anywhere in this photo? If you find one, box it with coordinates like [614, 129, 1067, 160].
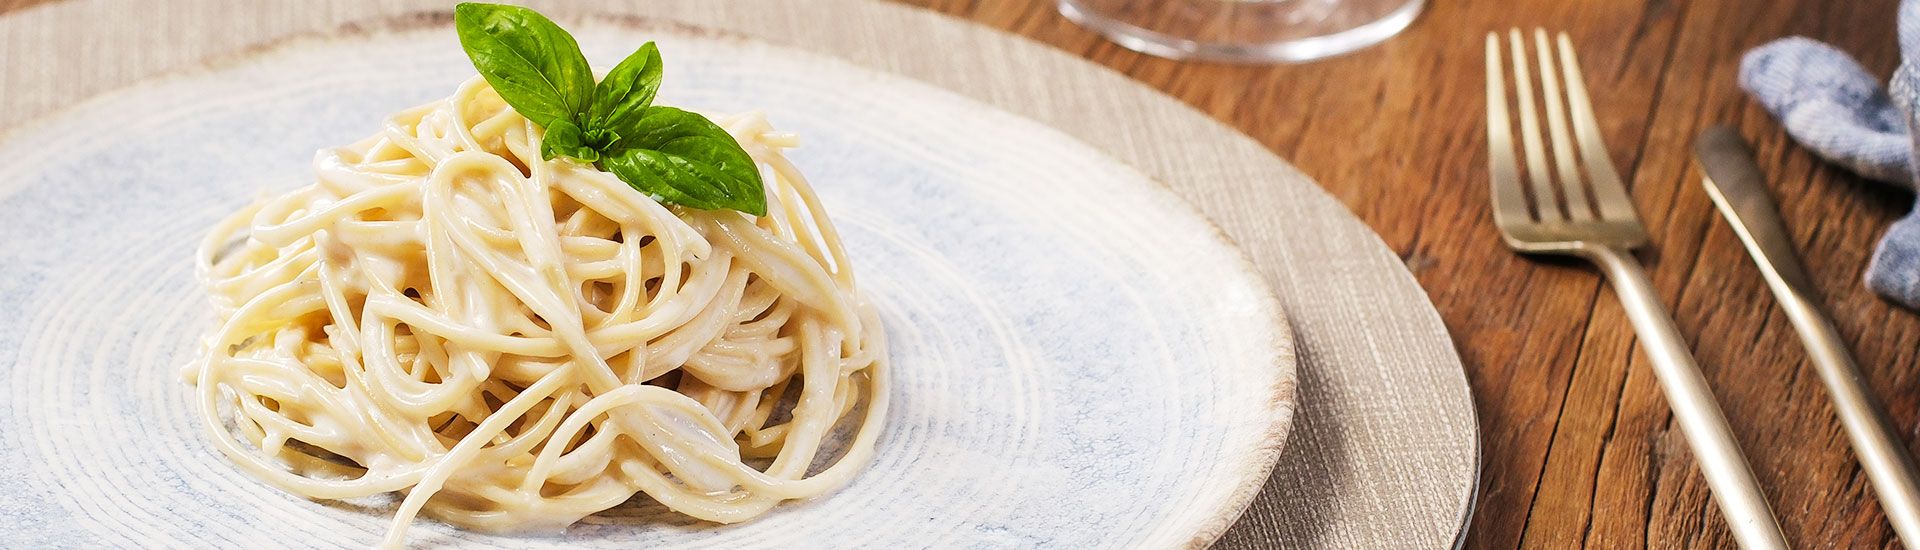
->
[0, 0, 1478, 546]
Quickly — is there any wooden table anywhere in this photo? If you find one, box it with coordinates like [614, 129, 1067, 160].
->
[891, 0, 1915, 548]
[0, 0, 1907, 546]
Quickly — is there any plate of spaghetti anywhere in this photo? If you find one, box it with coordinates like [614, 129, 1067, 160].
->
[0, 4, 1294, 548]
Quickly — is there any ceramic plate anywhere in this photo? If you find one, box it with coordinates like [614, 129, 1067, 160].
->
[0, 20, 1294, 549]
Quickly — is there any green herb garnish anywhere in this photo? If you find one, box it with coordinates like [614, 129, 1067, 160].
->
[454, 3, 766, 216]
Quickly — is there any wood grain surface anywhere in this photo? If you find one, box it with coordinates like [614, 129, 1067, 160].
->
[880, 1, 1916, 548]
[2, 0, 1911, 547]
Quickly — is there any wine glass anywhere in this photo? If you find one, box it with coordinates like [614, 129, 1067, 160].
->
[1059, 0, 1424, 63]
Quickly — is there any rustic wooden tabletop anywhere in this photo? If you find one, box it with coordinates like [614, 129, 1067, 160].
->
[886, 0, 1917, 548]
[4, 0, 1914, 547]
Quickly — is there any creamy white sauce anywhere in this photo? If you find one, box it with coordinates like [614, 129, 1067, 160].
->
[184, 77, 889, 548]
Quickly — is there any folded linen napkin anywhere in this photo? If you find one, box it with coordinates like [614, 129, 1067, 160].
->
[1740, 0, 1920, 308]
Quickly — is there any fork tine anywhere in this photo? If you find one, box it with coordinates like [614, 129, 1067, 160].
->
[1556, 32, 1642, 224]
[1486, 33, 1531, 230]
[1507, 29, 1561, 221]
[1533, 29, 1593, 221]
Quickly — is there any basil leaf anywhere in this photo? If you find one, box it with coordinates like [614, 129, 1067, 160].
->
[454, 3, 594, 127]
[601, 107, 766, 215]
[583, 127, 620, 150]
[540, 119, 600, 163]
[603, 154, 719, 210]
[584, 42, 662, 133]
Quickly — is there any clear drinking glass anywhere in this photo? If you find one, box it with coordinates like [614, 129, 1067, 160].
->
[1059, 0, 1424, 63]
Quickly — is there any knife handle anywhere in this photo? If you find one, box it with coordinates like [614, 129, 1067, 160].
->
[1774, 281, 1920, 548]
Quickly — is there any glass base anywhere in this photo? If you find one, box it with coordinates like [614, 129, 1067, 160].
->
[1058, 0, 1424, 64]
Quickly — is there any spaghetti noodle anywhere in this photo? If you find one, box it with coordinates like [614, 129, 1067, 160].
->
[183, 76, 887, 548]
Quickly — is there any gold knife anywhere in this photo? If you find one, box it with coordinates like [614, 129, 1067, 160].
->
[1696, 125, 1920, 547]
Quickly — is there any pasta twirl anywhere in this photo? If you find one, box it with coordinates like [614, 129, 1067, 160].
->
[184, 76, 887, 548]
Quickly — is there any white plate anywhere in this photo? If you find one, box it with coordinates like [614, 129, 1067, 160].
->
[0, 21, 1294, 549]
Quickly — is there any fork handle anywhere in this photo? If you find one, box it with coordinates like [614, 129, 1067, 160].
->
[1587, 246, 1788, 549]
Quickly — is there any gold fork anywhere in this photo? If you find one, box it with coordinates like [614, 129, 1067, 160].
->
[1485, 29, 1787, 548]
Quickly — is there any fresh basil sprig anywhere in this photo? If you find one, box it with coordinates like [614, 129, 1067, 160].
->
[453, 3, 766, 216]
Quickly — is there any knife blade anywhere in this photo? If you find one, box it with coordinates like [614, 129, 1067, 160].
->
[1695, 127, 1819, 296]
